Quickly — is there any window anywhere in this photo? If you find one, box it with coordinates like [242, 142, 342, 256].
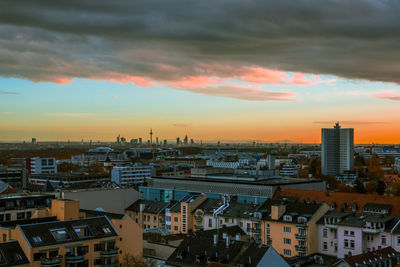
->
[102, 227, 112, 234]
[284, 238, 291, 245]
[350, 231, 355, 237]
[283, 249, 291, 256]
[382, 236, 387, 245]
[208, 218, 212, 228]
[32, 236, 42, 244]
[284, 226, 291, 233]
[33, 252, 46, 261]
[323, 242, 328, 251]
[344, 230, 349, 236]
[17, 212, 25, 220]
[344, 239, 349, 248]
[174, 217, 178, 222]
[367, 235, 374, 242]
[174, 226, 178, 231]
[397, 236, 400, 246]
[73, 226, 92, 238]
[246, 223, 251, 232]
[5, 214, 10, 221]
[283, 215, 292, 222]
[51, 229, 71, 241]
[350, 240, 355, 249]
[323, 228, 328, 238]
[94, 242, 105, 252]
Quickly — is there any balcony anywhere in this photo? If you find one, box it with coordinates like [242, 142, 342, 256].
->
[251, 217, 261, 222]
[325, 223, 337, 229]
[295, 245, 306, 252]
[295, 234, 306, 240]
[194, 225, 203, 230]
[41, 257, 62, 267]
[251, 228, 261, 234]
[362, 227, 384, 234]
[65, 255, 85, 263]
[100, 263, 118, 267]
[101, 248, 119, 256]
[296, 223, 306, 228]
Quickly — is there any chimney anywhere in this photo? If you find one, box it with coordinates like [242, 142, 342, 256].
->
[213, 234, 218, 246]
[271, 204, 286, 220]
[235, 233, 241, 241]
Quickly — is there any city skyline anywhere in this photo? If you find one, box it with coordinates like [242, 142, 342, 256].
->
[1, 1, 400, 144]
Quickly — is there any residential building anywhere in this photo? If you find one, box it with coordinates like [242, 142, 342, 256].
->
[111, 164, 153, 186]
[321, 122, 354, 176]
[0, 240, 30, 267]
[275, 188, 400, 216]
[166, 226, 290, 267]
[28, 157, 57, 174]
[259, 200, 330, 257]
[0, 193, 55, 222]
[334, 246, 400, 267]
[318, 211, 400, 258]
[125, 199, 170, 230]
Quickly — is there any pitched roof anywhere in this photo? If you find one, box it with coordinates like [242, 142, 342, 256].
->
[166, 226, 288, 267]
[274, 188, 400, 216]
[0, 241, 29, 267]
[194, 198, 223, 214]
[340, 246, 398, 267]
[18, 216, 118, 248]
[125, 199, 170, 214]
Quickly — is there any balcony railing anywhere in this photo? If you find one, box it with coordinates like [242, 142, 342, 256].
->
[295, 233, 306, 239]
[41, 257, 62, 267]
[251, 228, 261, 233]
[362, 227, 384, 234]
[65, 255, 85, 263]
[251, 217, 261, 222]
[325, 223, 337, 229]
[101, 248, 119, 256]
[295, 245, 306, 252]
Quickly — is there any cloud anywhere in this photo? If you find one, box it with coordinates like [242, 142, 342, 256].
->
[44, 113, 96, 118]
[371, 90, 400, 101]
[0, 0, 399, 100]
[0, 90, 18, 95]
[313, 120, 388, 125]
[173, 123, 190, 127]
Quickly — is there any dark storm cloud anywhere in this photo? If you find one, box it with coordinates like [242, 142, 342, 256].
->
[0, 0, 400, 84]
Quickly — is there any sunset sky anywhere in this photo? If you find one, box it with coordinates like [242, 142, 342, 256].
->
[1, 0, 400, 144]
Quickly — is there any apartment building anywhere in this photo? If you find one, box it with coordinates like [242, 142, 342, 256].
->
[111, 165, 153, 186]
[0, 240, 30, 267]
[259, 200, 329, 258]
[318, 211, 400, 258]
[29, 157, 57, 174]
[125, 199, 170, 230]
[0, 194, 55, 222]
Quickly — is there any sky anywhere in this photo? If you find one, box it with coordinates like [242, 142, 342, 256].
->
[1, 0, 400, 144]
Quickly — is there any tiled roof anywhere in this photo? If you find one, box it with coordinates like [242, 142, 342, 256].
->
[19, 216, 118, 248]
[341, 246, 398, 267]
[0, 241, 29, 267]
[166, 226, 283, 267]
[126, 199, 170, 214]
[193, 198, 223, 214]
[274, 188, 400, 216]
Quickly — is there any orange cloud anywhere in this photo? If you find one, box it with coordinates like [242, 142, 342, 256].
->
[372, 90, 400, 101]
[92, 72, 154, 87]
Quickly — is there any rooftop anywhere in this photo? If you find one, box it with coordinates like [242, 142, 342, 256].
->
[0, 241, 29, 267]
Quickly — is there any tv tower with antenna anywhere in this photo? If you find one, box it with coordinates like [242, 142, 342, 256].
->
[149, 128, 153, 144]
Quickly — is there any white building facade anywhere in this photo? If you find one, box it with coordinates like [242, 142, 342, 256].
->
[111, 165, 153, 186]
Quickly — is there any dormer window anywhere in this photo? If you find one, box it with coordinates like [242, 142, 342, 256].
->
[51, 228, 71, 242]
[102, 227, 112, 234]
[297, 217, 307, 223]
[32, 236, 42, 244]
[283, 215, 292, 222]
[73, 226, 92, 238]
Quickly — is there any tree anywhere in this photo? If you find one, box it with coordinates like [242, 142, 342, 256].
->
[354, 178, 366, 193]
[121, 254, 157, 267]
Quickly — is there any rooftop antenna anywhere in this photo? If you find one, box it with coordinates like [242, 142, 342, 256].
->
[150, 128, 153, 144]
